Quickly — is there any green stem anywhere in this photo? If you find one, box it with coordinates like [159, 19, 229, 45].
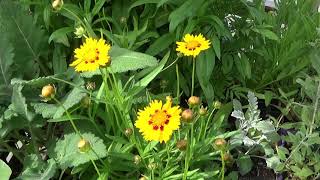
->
[220, 151, 225, 180]
[53, 97, 81, 137]
[191, 58, 196, 96]
[176, 64, 180, 99]
[183, 124, 194, 180]
[90, 158, 101, 177]
[202, 108, 216, 140]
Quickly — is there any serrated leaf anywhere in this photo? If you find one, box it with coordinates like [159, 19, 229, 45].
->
[17, 155, 56, 180]
[12, 85, 33, 121]
[254, 121, 275, 134]
[53, 88, 86, 119]
[31, 103, 58, 119]
[48, 133, 107, 168]
[0, 159, 11, 180]
[109, 47, 158, 73]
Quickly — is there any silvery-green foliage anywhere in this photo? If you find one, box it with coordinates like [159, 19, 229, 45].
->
[231, 91, 276, 147]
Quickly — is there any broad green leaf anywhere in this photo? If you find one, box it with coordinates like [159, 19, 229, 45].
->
[0, 36, 14, 86]
[12, 85, 33, 121]
[266, 156, 281, 170]
[253, 28, 279, 41]
[145, 33, 175, 56]
[60, 4, 84, 21]
[52, 45, 68, 74]
[31, 103, 58, 119]
[0, 159, 11, 180]
[109, 47, 158, 73]
[237, 154, 253, 175]
[53, 87, 86, 119]
[168, 0, 205, 32]
[17, 155, 56, 180]
[294, 166, 314, 178]
[48, 133, 107, 168]
[49, 27, 73, 46]
[212, 35, 221, 59]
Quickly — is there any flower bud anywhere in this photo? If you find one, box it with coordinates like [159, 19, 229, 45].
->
[52, 0, 63, 10]
[181, 109, 193, 122]
[176, 139, 188, 151]
[86, 82, 96, 91]
[177, 52, 183, 58]
[81, 96, 91, 108]
[199, 106, 207, 116]
[74, 26, 85, 38]
[223, 152, 234, 166]
[40, 84, 56, 101]
[124, 128, 133, 137]
[188, 96, 200, 107]
[148, 162, 157, 170]
[133, 155, 141, 165]
[78, 139, 91, 153]
[120, 17, 127, 24]
[213, 101, 222, 109]
[139, 176, 147, 180]
[214, 138, 227, 151]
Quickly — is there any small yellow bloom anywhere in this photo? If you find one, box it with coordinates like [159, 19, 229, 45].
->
[135, 99, 181, 143]
[176, 33, 211, 57]
[70, 37, 111, 72]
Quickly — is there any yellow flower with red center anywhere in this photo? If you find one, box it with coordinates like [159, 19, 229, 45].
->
[135, 98, 181, 143]
[70, 37, 111, 72]
[176, 33, 211, 57]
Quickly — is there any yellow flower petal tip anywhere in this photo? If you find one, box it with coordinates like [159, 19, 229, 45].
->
[176, 33, 211, 57]
[70, 37, 111, 72]
[135, 99, 182, 143]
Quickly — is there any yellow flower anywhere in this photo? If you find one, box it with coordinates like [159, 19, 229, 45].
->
[176, 33, 211, 57]
[135, 99, 181, 143]
[70, 37, 111, 72]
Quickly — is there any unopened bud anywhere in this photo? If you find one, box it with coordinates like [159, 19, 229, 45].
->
[176, 139, 188, 151]
[133, 155, 141, 165]
[52, 0, 63, 10]
[213, 101, 222, 109]
[125, 128, 133, 137]
[120, 17, 127, 24]
[188, 96, 200, 107]
[81, 96, 91, 108]
[74, 26, 85, 38]
[78, 139, 91, 153]
[40, 84, 56, 101]
[199, 106, 207, 116]
[139, 176, 147, 180]
[86, 82, 96, 91]
[223, 152, 234, 166]
[181, 109, 193, 123]
[148, 162, 157, 170]
[214, 138, 227, 151]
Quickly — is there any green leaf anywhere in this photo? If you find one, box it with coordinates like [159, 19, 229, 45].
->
[17, 155, 56, 180]
[31, 103, 58, 119]
[53, 87, 86, 119]
[0, 159, 11, 180]
[12, 85, 33, 121]
[52, 45, 67, 74]
[48, 133, 107, 168]
[109, 47, 158, 73]
[294, 166, 314, 178]
[212, 35, 221, 59]
[92, 0, 106, 16]
[253, 28, 279, 41]
[48, 115, 88, 122]
[168, 0, 205, 32]
[145, 33, 175, 56]
[266, 156, 281, 170]
[128, 0, 159, 12]
[0, 36, 14, 86]
[237, 154, 253, 175]
[49, 27, 73, 47]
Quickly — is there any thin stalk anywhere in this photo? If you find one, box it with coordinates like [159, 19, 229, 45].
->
[183, 124, 194, 180]
[52, 97, 81, 137]
[176, 64, 180, 99]
[161, 57, 179, 72]
[309, 81, 320, 134]
[191, 58, 196, 96]
[219, 151, 225, 180]
[90, 158, 101, 177]
[202, 108, 216, 139]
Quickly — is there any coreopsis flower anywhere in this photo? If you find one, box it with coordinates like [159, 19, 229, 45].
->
[135, 99, 181, 143]
[176, 34, 211, 57]
[70, 37, 111, 72]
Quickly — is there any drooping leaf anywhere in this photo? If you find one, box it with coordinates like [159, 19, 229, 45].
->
[145, 33, 175, 56]
[0, 36, 14, 86]
[0, 159, 11, 180]
[48, 133, 107, 169]
[11, 85, 33, 121]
